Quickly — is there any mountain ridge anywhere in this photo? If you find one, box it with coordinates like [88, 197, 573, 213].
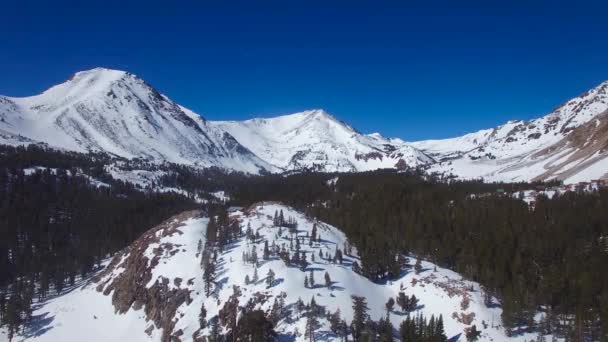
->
[5, 203, 541, 342]
[2, 67, 607, 182]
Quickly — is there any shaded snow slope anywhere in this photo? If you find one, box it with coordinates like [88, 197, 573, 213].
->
[4, 203, 546, 342]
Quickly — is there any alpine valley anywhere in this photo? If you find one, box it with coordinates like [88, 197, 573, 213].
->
[1, 68, 608, 342]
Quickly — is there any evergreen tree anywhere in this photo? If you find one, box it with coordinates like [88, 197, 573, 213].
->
[329, 309, 342, 334]
[199, 302, 207, 329]
[203, 260, 216, 296]
[415, 257, 422, 275]
[305, 311, 320, 342]
[351, 295, 369, 342]
[263, 240, 270, 260]
[237, 309, 276, 341]
[266, 268, 276, 288]
[385, 297, 395, 315]
[208, 318, 221, 342]
[465, 325, 481, 341]
[325, 272, 332, 288]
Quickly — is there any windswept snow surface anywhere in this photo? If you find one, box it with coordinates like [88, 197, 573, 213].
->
[4, 203, 546, 342]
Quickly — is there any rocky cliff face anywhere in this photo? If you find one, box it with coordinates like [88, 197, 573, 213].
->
[95, 210, 206, 342]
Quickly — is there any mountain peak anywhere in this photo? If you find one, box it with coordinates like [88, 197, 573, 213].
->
[70, 67, 128, 79]
[32, 67, 134, 101]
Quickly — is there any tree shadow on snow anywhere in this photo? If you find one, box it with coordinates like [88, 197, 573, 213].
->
[20, 311, 55, 338]
[276, 333, 296, 342]
[448, 333, 462, 342]
[314, 330, 337, 341]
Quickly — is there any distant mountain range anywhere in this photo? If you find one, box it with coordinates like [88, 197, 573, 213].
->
[1, 67, 607, 183]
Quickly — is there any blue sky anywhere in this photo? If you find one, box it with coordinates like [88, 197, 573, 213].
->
[1, 0, 607, 140]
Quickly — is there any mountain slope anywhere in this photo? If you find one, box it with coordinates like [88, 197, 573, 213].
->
[0, 68, 271, 173]
[5, 203, 545, 342]
[212, 110, 432, 172]
[411, 81, 608, 183]
[2, 67, 607, 181]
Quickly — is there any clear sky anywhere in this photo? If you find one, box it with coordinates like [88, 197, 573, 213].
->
[1, 0, 607, 140]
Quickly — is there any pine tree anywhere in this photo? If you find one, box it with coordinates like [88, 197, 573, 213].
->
[435, 314, 447, 341]
[385, 297, 395, 315]
[208, 318, 221, 342]
[296, 297, 305, 319]
[203, 260, 215, 296]
[305, 311, 320, 342]
[263, 240, 270, 260]
[309, 270, 315, 288]
[378, 315, 394, 342]
[266, 268, 275, 288]
[465, 324, 481, 341]
[329, 309, 342, 334]
[199, 302, 207, 329]
[351, 295, 369, 342]
[325, 272, 332, 288]
[397, 292, 407, 313]
[253, 266, 259, 283]
[304, 275, 309, 288]
[415, 257, 422, 275]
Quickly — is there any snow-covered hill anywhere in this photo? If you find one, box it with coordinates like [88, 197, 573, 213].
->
[0, 68, 271, 173]
[212, 110, 432, 172]
[4, 203, 545, 342]
[411, 81, 608, 183]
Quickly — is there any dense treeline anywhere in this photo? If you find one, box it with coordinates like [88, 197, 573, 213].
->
[229, 171, 608, 341]
[1, 145, 607, 340]
[0, 167, 197, 338]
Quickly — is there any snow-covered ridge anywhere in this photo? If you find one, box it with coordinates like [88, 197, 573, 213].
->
[0, 67, 271, 174]
[2, 67, 608, 181]
[212, 110, 432, 172]
[411, 81, 608, 183]
[8, 203, 546, 341]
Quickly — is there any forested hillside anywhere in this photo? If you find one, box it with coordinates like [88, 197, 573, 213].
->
[0, 145, 607, 341]
[228, 171, 608, 340]
[0, 146, 200, 335]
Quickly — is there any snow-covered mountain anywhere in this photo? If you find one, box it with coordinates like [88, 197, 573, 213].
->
[0, 68, 271, 173]
[212, 110, 432, 172]
[5, 203, 544, 342]
[411, 81, 608, 183]
[0, 68, 429, 174]
[2, 67, 607, 182]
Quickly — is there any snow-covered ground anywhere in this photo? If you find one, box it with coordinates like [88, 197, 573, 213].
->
[2, 203, 551, 342]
